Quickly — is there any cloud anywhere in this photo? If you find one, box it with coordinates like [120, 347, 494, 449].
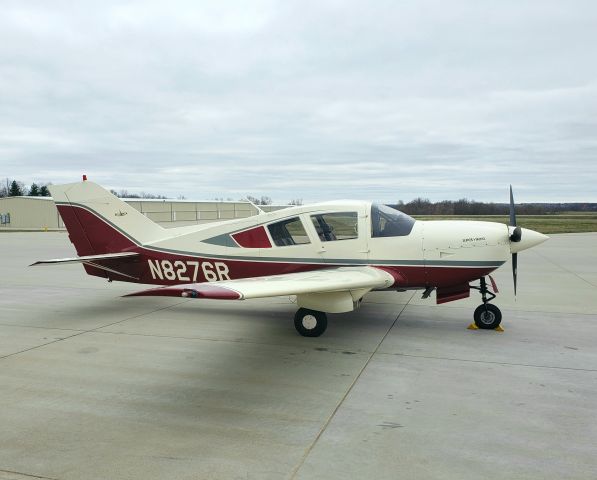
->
[1, 0, 596, 202]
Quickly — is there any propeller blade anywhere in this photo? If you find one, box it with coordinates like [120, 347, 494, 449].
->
[509, 186, 522, 243]
[509, 184, 517, 227]
[510, 186, 519, 296]
[512, 253, 518, 296]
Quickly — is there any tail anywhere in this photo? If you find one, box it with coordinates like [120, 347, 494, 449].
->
[50, 180, 165, 255]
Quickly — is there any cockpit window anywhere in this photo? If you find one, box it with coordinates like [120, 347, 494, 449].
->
[311, 212, 358, 241]
[268, 217, 311, 246]
[371, 204, 415, 237]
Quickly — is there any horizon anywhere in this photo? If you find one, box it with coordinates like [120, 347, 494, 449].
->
[3, 177, 596, 206]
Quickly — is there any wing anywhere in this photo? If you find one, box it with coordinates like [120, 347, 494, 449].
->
[124, 266, 397, 300]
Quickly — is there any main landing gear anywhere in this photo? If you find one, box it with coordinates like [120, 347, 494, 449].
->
[470, 277, 502, 330]
[294, 308, 328, 337]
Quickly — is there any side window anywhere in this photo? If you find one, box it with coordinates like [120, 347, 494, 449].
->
[268, 217, 310, 246]
[311, 212, 358, 242]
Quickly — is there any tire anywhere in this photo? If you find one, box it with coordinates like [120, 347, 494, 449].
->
[294, 308, 328, 337]
[473, 304, 502, 329]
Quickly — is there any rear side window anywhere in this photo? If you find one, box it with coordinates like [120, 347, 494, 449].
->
[268, 217, 310, 246]
[311, 212, 358, 241]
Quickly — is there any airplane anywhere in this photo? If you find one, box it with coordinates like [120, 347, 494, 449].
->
[32, 177, 548, 337]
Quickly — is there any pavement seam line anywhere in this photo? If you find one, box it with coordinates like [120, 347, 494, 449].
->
[382, 352, 597, 372]
[532, 249, 597, 288]
[0, 468, 59, 480]
[0, 300, 189, 360]
[0, 323, 86, 332]
[405, 302, 597, 317]
[288, 291, 416, 480]
[88, 329, 377, 352]
[0, 300, 404, 356]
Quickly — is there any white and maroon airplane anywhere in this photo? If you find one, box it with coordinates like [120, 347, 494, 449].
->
[32, 178, 548, 336]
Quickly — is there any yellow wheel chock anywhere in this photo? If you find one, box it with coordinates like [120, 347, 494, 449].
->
[467, 323, 505, 332]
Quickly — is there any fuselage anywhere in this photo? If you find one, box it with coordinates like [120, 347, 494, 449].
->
[56, 198, 544, 291]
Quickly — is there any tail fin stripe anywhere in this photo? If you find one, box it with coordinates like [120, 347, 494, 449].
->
[64, 192, 101, 255]
[56, 201, 142, 246]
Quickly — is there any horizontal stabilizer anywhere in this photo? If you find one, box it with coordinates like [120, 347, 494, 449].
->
[30, 252, 140, 266]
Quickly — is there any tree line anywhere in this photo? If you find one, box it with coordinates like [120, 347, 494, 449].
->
[2, 178, 595, 213]
[0, 179, 51, 197]
[391, 198, 597, 215]
[109, 189, 167, 199]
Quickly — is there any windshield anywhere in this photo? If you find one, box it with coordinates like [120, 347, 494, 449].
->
[371, 204, 415, 237]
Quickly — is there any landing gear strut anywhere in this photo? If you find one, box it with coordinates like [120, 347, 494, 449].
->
[470, 277, 502, 329]
[294, 308, 327, 337]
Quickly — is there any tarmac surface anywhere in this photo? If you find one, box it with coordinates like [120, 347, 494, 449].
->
[1, 232, 596, 480]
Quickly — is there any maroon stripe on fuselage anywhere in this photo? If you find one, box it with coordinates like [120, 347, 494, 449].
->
[372, 265, 495, 288]
[116, 249, 497, 289]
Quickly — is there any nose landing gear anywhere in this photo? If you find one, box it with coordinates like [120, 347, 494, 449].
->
[470, 277, 503, 330]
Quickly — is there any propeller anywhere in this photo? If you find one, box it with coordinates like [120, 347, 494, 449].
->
[509, 185, 521, 295]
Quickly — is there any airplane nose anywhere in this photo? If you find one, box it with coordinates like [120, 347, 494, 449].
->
[510, 227, 549, 253]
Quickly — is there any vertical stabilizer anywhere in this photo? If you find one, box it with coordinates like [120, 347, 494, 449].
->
[50, 181, 165, 255]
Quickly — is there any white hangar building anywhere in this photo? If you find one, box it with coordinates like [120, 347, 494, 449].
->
[0, 196, 287, 231]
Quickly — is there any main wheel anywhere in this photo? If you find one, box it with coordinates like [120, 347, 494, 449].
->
[473, 304, 502, 329]
[294, 308, 328, 337]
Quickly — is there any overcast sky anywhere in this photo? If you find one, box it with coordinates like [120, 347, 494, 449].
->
[1, 1, 596, 203]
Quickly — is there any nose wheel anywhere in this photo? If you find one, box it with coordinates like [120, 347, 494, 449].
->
[473, 303, 502, 329]
[471, 277, 502, 329]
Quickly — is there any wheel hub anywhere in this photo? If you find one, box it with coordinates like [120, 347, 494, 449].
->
[479, 310, 496, 325]
[302, 314, 317, 330]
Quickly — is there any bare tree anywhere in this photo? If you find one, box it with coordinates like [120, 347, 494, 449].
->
[110, 189, 166, 199]
[242, 195, 273, 205]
